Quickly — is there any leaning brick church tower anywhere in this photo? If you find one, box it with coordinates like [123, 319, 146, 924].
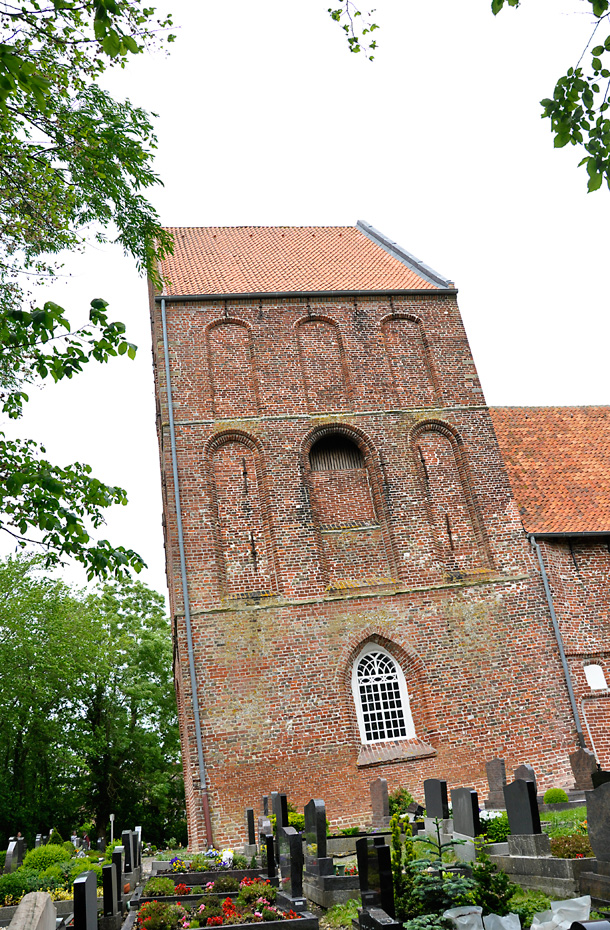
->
[149, 222, 579, 848]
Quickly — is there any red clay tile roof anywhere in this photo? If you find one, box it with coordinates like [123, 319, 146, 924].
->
[158, 225, 440, 295]
[490, 406, 610, 535]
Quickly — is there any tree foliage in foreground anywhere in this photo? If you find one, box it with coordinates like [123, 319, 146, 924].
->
[493, 0, 610, 192]
[0, 0, 174, 577]
[0, 556, 185, 846]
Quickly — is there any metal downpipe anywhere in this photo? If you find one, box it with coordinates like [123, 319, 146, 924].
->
[530, 534, 586, 749]
[161, 297, 213, 846]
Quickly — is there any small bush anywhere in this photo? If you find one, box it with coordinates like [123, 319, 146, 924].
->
[509, 888, 552, 929]
[67, 861, 103, 887]
[550, 834, 593, 858]
[388, 787, 415, 817]
[237, 880, 276, 906]
[47, 829, 64, 845]
[231, 853, 249, 868]
[0, 852, 5, 869]
[403, 917, 453, 930]
[471, 851, 516, 915]
[196, 896, 222, 919]
[485, 812, 511, 843]
[287, 812, 305, 832]
[23, 845, 69, 871]
[144, 876, 177, 896]
[212, 876, 238, 893]
[39, 863, 71, 888]
[62, 841, 75, 856]
[543, 788, 569, 804]
[0, 871, 39, 906]
[339, 826, 360, 836]
[136, 899, 186, 930]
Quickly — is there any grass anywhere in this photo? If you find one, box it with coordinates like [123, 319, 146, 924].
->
[321, 898, 360, 930]
[541, 806, 587, 837]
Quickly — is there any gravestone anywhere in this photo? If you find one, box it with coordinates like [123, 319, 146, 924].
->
[278, 826, 306, 911]
[451, 788, 482, 837]
[97, 837, 107, 854]
[586, 781, 610, 862]
[35, 835, 42, 849]
[112, 846, 124, 914]
[514, 764, 537, 789]
[424, 779, 449, 819]
[592, 770, 610, 789]
[4, 841, 17, 873]
[356, 836, 395, 917]
[304, 799, 332, 875]
[570, 748, 598, 791]
[262, 796, 269, 816]
[370, 778, 390, 830]
[99, 863, 121, 930]
[73, 870, 98, 930]
[16, 836, 26, 866]
[271, 792, 288, 863]
[485, 758, 507, 808]
[262, 834, 276, 879]
[122, 830, 134, 872]
[406, 802, 425, 819]
[504, 779, 541, 834]
[134, 826, 142, 867]
[258, 815, 272, 839]
[246, 808, 256, 845]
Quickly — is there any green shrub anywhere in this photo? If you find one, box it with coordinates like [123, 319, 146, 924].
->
[237, 880, 277, 906]
[0, 851, 6, 869]
[0, 870, 39, 905]
[62, 841, 75, 856]
[403, 917, 453, 930]
[144, 876, 176, 896]
[287, 811, 305, 832]
[23, 845, 69, 871]
[188, 853, 209, 871]
[231, 853, 249, 868]
[323, 898, 361, 929]
[550, 834, 593, 858]
[69, 860, 103, 886]
[471, 851, 516, 915]
[137, 900, 186, 930]
[196, 895, 222, 919]
[47, 829, 64, 845]
[485, 812, 511, 843]
[543, 788, 569, 804]
[509, 888, 552, 929]
[389, 787, 415, 817]
[339, 826, 360, 836]
[39, 863, 71, 888]
[212, 875, 239, 893]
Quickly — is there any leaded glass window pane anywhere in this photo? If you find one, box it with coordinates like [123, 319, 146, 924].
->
[357, 651, 408, 741]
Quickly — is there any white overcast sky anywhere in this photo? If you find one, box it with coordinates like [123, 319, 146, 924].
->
[4, 0, 609, 594]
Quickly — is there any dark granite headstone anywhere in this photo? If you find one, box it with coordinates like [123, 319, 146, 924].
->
[279, 826, 304, 900]
[304, 799, 327, 860]
[35, 834, 42, 849]
[514, 764, 537, 789]
[73, 870, 98, 930]
[451, 788, 482, 837]
[102, 864, 118, 917]
[135, 827, 142, 867]
[263, 796, 269, 816]
[263, 834, 276, 879]
[423, 779, 449, 819]
[4, 841, 17, 873]
[504, 779, 541, 835]
[112, 846, 124, 914]
[271, 792, 288, 831]
[15, 837, 26, 866]
[586, 781, 610, 861]
[356, 837, 394, 917]
[592, 770, 610, 789]
[121, 830, 133, 872]
[246, 808, 256, 846]
[370, 778, 390, 830]
[570, 748, 598, 791]
[406, 802, 425, 818]
[485, 758, 507, 808]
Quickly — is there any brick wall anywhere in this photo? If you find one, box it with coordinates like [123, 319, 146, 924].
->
[150, 291, 591, 846]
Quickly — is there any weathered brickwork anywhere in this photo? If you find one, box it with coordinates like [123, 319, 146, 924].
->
[149, 231, 607, 849]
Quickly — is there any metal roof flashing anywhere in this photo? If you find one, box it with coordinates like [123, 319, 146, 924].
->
[356, 220, 454, 289]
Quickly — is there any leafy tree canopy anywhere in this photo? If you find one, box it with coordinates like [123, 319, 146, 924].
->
[0, 555, 184, 846]
[0, 0, 174, 577]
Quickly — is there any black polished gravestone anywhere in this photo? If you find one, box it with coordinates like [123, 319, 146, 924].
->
[514, 764, 537, 789]
[304, 799, 333, 875]
[271, 792, 289, 864]
[356, 836, 395, 918]
[586, 781, 610, 862]
[73, 870, 98, 930]
[16, 836, 26, 866]
[424, 779, 449, 820]
[263, 796, 269, 816]
[246, 808, 256, 846]
[112, 846, 124, 914]
[592, 770, 610, 789]
[99, 864, 121, 930]
[278, 826, 306, 911]
[3, 840, 17, 874]
[35, 834, 42, 849]
[262, 833, 276, 879]
[121, 830, 134, 872]
[451, 788, 482, 837]
[504, 779, 541, 835]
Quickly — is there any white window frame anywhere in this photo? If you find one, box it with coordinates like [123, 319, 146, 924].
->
[351, 643, 416, 744]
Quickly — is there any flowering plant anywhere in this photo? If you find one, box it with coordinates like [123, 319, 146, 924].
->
[171, 857, 187, 873]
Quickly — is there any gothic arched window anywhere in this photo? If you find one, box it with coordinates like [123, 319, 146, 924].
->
[351, 645, 415, 743]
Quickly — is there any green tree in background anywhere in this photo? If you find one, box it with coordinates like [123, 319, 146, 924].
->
[0, 556, 184, 846]
[0, 0, 174, 577]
